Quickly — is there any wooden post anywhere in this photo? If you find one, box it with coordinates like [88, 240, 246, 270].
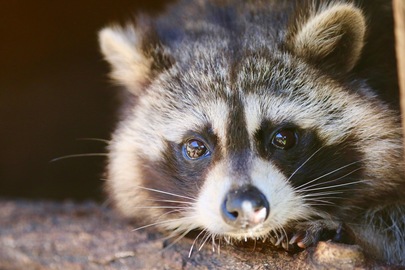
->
[394, 0, 405, 139]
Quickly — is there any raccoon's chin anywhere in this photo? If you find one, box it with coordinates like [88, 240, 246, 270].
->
[214, 223, 273, 240]
[223, 229, 270, 240]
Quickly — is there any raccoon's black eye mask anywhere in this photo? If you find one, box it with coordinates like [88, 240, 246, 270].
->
[181, 126, 299, 162]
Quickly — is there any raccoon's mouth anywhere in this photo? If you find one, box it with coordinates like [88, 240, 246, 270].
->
[222, 225, 272, 240]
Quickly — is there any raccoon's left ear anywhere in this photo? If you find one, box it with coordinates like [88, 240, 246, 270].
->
[286, 3, 366, 73]
[99, 25, 173, 95]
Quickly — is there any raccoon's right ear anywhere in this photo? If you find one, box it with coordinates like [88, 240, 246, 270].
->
[286, 3, 366, 73]
[99, 25, 173, 95]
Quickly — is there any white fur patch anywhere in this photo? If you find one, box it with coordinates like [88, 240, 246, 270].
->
[251, 158, 315, 228]
[194, 161, 234, 235]
[153, 98, 230, 147]
[107, 128, 147, 217]
[99, 26, 152, 95]
[243, 94, 262, 142]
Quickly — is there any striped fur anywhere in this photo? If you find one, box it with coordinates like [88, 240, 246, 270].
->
[100, 0, 405, 265]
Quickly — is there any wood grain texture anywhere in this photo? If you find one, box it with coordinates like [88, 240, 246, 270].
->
[394, 0, 405, 141]
[0, 200, 391, 270]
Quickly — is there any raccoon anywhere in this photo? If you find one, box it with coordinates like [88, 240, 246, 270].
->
[99, 0, 405, 266]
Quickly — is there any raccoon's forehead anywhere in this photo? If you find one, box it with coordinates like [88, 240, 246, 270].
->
[144, 52, 359, 146]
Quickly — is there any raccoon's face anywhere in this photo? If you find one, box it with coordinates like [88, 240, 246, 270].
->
[99, 2, 403, 241]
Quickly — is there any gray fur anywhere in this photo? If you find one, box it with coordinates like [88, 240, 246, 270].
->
[99, 0, 405, 266]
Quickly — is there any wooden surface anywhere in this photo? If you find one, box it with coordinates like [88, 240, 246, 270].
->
[394, 0, 405, 139]
[0, 200, 393, 270]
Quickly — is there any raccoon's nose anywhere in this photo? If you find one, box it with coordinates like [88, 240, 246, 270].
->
[221, 185, 269, 227]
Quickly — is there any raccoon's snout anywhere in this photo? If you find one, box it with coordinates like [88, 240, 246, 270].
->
[221, 185, 270, 228]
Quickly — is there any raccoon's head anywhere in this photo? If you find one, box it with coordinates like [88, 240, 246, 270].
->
[99, 2, 403, 241]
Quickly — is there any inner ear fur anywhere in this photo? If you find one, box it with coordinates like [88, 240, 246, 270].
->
[99, 25, 153, 95]
[286, 3, 366, 73]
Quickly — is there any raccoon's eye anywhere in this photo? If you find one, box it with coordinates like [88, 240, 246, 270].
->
[183, 139, 210, 160]
[271, 129, 297, 150]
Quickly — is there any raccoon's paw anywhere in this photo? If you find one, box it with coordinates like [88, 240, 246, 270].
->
[290, 221, 336, 249]
[279, 221, 354, 251]
[268, 228, 316, 251]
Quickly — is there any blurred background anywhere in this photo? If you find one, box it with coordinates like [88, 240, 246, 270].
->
[0, 1, 400, 202]
[0, 1, 172, 201]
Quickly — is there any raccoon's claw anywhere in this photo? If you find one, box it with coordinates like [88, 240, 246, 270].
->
[278, 221, 353, 251]
[269, 233, 298, 251]
[289, 232, 307, 248]
[269, 229, 312, 251]
[291, 227, 324, 249]
[293, 221, 340, 249]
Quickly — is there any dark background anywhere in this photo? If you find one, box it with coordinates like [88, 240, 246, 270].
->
[1, 1, 400, 202]
[0, 1, 171, 201]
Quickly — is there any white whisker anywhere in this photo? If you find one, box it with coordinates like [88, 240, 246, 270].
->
[50, 153, 108, 162]
[132, 216, 194, 232]
[287, 147, 324, 182]
[163, 229, 193, 252]
[301, 191, 344, 198]
[144, 199, 194, 205]
[211, 234, 218, 252]
[189, 229, 207, 257]
[304, 198, 337, 205]
[77, 138, 110, 144]
[136, 186, 197, 201]
[132, 206, 191, 210]
[300, 178, 364, 193]
[155, 209, 189, 221]
[199, 232, 212, 251]
[306, 203, 337, 207]
[280, 226, 289, 249]
[217, 237, 222, 254]
[296, 161, 361, 191]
